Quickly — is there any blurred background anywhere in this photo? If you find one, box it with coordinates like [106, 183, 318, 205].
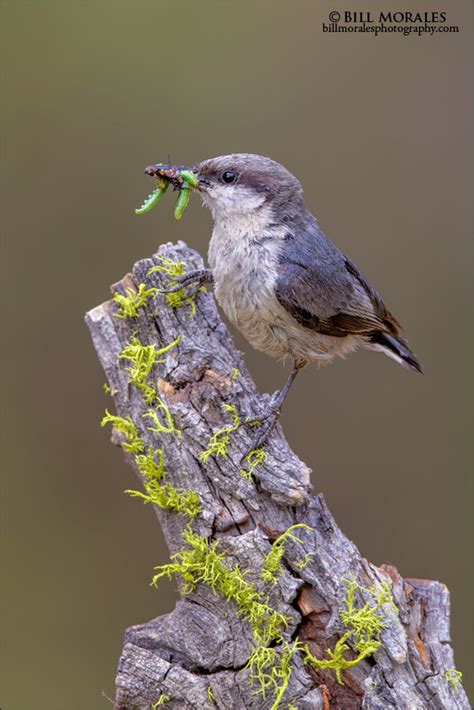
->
[1, 1, 473, 707]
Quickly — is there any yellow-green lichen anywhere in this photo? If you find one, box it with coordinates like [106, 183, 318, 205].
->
[126, 481, 201, 519]
[445, 668, 463, 690]
[101, 410, 144, 453]
[303, 575, 395, 685]
[144, 403, 181, 438]
[153, 695, 170, 707]
[244, 576, 395, 708]
[119, 335, 181, 404]
[101, 307, 395, 708]
[246, 641, 302, 709]
[231, 367, 241, 381]
[262, 524, 312, 585]
[101, 412, 198, 518]
[294, 552, 314, 570]
[200, 404, 241, 463]
[113, 283, 158, 318]
[127, 446, 201, 519]
[148, 256, 200, 315]
[207, 686, 216, 704]
[135, 447, 166, 481]
[151, 527, 290, 645]
[148, 528, 395, 708]
[240, 449, 266, 481]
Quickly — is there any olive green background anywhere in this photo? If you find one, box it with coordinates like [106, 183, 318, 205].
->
[1, 1, 473, 707]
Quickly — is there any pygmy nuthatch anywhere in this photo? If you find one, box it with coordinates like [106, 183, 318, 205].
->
[161, 153, 422, 450]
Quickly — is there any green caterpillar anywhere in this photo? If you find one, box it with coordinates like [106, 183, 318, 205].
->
[135, 166, 199, 220]
[135, 179, 169, 215]
[174, 186, 190, 220]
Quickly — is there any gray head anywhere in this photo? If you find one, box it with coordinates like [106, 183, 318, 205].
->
[194, 153, 304, 219]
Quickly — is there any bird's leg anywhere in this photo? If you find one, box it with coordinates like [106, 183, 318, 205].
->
[243, 360, 305, 458]
[159, 268, 214, 294]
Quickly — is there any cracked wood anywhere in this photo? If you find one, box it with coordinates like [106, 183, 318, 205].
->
[86, 242, 469, 710]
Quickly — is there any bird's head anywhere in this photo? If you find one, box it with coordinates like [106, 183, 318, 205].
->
[194, 153, 304, 220]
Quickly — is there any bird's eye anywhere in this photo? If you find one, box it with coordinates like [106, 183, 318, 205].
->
[221, 170, 236, 184]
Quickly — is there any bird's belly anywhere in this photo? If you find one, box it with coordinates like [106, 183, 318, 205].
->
[209, 230, 360, 363]
[226, 292, 291, 361]
[211, 253, 282, 357]
[214, 268, 358, 363]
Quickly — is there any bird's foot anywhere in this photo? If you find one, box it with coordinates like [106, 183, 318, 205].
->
[241, 397, 282, 460]
[269, 390, 281, 407]
[243, 390, 280, 427]
[158, 268, 213, 294]
[241, 361, 303, 461]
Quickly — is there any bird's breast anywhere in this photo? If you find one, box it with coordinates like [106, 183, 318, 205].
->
[207, 223, 359, 364]
[208, 225, 292, 356]
[209, 229, 279, 319]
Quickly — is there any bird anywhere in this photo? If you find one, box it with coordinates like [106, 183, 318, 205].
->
[157, 153, 422, 450]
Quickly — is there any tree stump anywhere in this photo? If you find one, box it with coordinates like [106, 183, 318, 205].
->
[86, 242, 469, 710]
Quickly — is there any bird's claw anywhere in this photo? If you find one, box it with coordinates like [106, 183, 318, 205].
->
[158, 268, 213, 296]
[269, 390, 281, 407]
[241, 407, 281, 461]
[159, 282, 189, 295]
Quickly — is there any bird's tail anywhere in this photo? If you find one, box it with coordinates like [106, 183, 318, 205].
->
[368, 331, 422, 373]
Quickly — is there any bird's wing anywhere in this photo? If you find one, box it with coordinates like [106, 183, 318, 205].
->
[275, 225, 401, 338]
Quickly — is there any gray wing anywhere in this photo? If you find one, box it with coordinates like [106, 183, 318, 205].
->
[275, 219, 401, 338]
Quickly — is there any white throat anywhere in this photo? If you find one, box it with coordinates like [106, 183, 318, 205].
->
[201, 184, 269, 227]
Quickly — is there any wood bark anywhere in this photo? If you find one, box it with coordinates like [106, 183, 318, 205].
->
[86, 242, 469, 710]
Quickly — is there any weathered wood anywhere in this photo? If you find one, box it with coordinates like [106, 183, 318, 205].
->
[86, 242, 470, 710]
